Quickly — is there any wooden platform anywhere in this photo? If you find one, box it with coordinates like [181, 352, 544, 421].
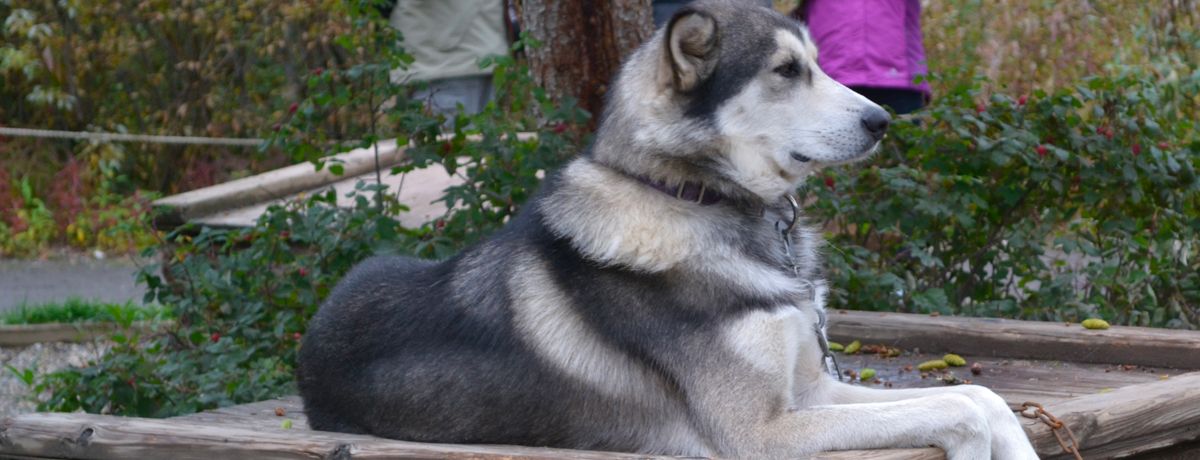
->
[3, 311, 1199, 459]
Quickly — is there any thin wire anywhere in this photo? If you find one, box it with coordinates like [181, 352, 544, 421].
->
[0, 126, 264, 147]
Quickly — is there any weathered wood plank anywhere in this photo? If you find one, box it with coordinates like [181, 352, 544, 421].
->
[152, 133, 536, 230]
[0, 412, 942, 460]
[16, 371, 1196, 460]
[186, 163, 459, 229]
[1027, 371, 1200, 459]
[0, 412, 678, 460]
[152, 140, 406, 227]
[0, 321, 165, 347]
[839, 353, 1181, 407]
[826, 309, 1200, 368]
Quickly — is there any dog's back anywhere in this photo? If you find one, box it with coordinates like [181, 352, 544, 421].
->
[297, 205, 690, 450]
[299, 236, 547, 442]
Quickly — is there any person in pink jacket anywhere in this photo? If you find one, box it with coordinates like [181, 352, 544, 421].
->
[793, 0, 931, 114]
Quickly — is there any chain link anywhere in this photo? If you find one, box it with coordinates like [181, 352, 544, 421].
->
[1012, 401, 1083, 460]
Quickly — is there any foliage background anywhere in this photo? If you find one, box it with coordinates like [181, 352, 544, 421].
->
[4, 1, 1198, 255]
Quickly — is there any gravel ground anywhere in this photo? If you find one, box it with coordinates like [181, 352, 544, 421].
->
[0, 341, 110, 417]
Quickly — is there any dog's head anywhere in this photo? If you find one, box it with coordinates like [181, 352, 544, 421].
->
[596, 0, 889, 201]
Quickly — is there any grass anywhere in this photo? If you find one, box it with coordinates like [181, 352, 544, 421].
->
[0, 298, 171, 326]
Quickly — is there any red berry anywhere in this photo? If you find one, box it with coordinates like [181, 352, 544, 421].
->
[1157, 141, 1170, 149]
[1105, 128, 1114, 140]
[298, 267, 309, 277]
[440, 141, 453, 154]
[1035, 145, 1048, 157]
[293, 332, 302, 340]
[975, 102, 986, 114]
[1132, 143, 1141, 156]
[288, 102, 298, 115]
[272, 123, 281, 132]
[824, 176, 836, 191]
[435, 219, 446, 230]
[279, 231, 289, 239]
[313, 67, 324, 76]
[210, 332, 220, 343]
[552, 122, 568, 134]
[1017, 95, 1028, 106]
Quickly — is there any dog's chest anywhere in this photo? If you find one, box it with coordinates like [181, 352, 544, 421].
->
[722, 306, 829, 391]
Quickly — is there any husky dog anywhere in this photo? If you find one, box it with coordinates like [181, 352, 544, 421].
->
[298, 1, 1038, 458]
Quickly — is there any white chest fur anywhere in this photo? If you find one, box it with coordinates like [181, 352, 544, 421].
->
[723, 306, 830, 403]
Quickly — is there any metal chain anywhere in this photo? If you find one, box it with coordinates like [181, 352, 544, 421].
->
[776, 193, 840, 381]
[1013, 401, 1083, 460]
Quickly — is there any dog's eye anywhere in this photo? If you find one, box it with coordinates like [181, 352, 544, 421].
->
[773, 61, 802, 79]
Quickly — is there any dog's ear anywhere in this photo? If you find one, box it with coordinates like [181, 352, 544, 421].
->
[663, 9, 717, 92]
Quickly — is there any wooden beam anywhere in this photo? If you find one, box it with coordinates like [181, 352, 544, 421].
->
[152, 140, 406, 228]
[826, 310, 1200, 368]
[0, 321, 166, 347]
[0, 412, 941, 460]
[1026, 371, 1200, 459]
[0, 413, 672, 460]
[151, 133, 537, 230]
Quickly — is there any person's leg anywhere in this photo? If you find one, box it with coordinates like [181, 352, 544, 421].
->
[413, 75, 495, 121]
[848, 87, 925, 114]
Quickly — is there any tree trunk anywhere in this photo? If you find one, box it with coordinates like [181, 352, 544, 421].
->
[514, 0, 654, 130]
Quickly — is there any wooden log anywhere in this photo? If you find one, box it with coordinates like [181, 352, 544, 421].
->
[1025, 371, 1200, 459]
[0, 321, 167, 347]
[152, 140, 405, 228]
[0, 412, 943, 460]
[826, 309, 1200, 368]
[152, 133, 537, 230]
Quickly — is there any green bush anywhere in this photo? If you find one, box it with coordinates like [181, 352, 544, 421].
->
[0, 175, 56, 256]
[0, 0, 355, 192]
[33, 12, 586, 415]
[806, 70, 1199, 328]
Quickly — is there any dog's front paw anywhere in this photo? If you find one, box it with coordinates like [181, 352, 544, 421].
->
[954, 385, 1039, 459]
[933, 393, 993, 460]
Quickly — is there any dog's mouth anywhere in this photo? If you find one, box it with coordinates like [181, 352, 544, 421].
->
[789, 151, 812, 163]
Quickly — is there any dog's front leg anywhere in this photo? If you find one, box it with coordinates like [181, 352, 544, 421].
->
[710, 307, 1005, 458]
[821, 381, 1039, 459]
[695, 384, 994, 458]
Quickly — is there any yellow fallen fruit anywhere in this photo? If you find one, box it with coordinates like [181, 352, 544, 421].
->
[943, 354, 967, 367]
[828, 342, 844, 352]
[281, 419, 293, 429]
[918, 360, 949, 371]
[1082, 318, 1110, 330]
[859, 368, 876, 381]
[844, 340, 862, 354]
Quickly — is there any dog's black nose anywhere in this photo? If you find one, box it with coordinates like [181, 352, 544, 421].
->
[860, 108, 891, 141]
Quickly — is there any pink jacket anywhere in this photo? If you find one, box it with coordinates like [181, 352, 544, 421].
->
[800, 0, 931, 98]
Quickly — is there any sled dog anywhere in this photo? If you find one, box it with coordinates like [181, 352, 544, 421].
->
[298, 1, 1038, 457]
